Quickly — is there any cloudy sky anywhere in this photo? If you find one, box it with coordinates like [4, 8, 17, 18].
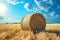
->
[0, 0, 60, 23]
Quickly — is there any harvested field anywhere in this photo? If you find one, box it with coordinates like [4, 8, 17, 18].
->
[46, 24, 60, 31]
[0, 24, 60, 40]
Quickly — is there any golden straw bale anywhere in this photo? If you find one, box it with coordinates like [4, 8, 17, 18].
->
[21, 13, 46, 34]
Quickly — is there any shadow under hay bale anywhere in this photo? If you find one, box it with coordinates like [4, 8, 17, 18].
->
[44, 30, 60, 36]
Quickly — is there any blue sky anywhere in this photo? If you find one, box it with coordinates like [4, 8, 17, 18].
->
[0, 0, 60, 23]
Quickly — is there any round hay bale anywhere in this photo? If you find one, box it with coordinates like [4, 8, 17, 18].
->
[21, 13, 46, 34]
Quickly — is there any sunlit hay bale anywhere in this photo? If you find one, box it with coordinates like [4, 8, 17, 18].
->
[21, 13, 46, 34]
[36, 32, 60, 40]
[9, 30, 34, 40]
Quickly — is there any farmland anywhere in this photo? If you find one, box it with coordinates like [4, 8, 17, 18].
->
[46, 24, 60, 31]
[0, 24, 60, 40]
[0, 24, 60, 31]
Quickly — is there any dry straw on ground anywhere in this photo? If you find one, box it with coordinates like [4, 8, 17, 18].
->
[36, 32, 60, 40]
[0, 29, 60, 40]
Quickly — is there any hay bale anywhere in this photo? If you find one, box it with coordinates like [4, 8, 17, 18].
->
[21, 13, 46, 34]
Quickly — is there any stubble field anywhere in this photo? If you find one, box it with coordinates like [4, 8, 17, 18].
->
[0, 24, 60, 40]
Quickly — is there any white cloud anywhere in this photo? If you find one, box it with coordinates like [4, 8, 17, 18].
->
[34, 0, 49, 12]
[50, 11, 55, 17]
[34, 0, 41, 9]
[42, 7, 49, 12]
[24, 0, 51, 12]
[55, 15, 59, 18]
[42, 11, 59, 18]
[49, 0, 53, 5]
[6, 0, 24, 5]
[32, 7, 38, 12]
[5, 18, 19, 23]
[50, 11, 59, 18]
[43, 14, 47, 17]
[42, 0, 48, 2]
[20, 1, 24, 4]
[6, 0, 19, 5]
[47, 0, 53, 5]
[24, 3, 31, 11]
[24, 3, 39, 12]
[0, 15, 19, 23]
